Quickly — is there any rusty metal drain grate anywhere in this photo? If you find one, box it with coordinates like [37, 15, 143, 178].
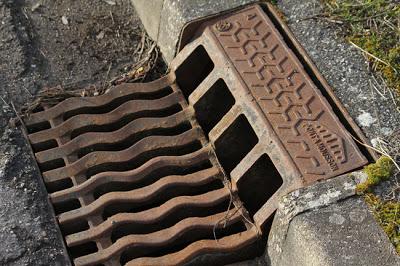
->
[24, 75, 262, 266]
[23, 4, 369, 266]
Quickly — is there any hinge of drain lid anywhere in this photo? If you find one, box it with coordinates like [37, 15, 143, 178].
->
[21, 3, 370, 266]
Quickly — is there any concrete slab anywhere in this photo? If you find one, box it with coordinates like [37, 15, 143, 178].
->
[131, 0, 163, 40]
[267, 172, 400, 266]
[131, 0, 256, 62]
[276, 197, 400, 266]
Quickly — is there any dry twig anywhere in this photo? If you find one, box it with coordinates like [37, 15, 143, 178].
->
[349, 40, 396, 73]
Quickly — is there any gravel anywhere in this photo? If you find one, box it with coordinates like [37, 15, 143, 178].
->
[277, 0, 400, 141]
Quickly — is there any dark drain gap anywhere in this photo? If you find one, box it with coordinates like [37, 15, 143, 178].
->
[102, 179, 224, 220]
[260, 211, 275, 243]
[237, 154, 283, 217]
[70, 104, 183, 139]
[68, 241, 98, 260]
[54, 198, 81, 215]
[84, 141, 203, 178]
[215, 114, 259, 174]
[60, 219, 90, 237]
[46, 177, 74, 193]
[63, 87, 174, 121]
[31, 105, 45, 113]
[27, 120, 52, 134]
[110, 198, 231, 243]
[77, 122, 192, 158]
[93, 160, 213, 199]
[194, 79, 235, 135]
[39, 158, 66, 172]
[32, 139, 58, 153]
[119, 219, 246, 264]
[176, 45, 214, 99]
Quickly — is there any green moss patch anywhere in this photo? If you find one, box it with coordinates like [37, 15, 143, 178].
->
[323, 0, 400, 96]
[356, 156, 394, 193]
[365, 193, 400, 254]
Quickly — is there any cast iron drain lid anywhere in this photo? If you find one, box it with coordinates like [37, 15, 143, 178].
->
[171, 3, 368, 227]
[22, 4, 368, 266]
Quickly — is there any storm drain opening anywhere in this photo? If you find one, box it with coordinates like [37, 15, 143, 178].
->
[175, 45, 214, 99]
[237, 154, 283, 217]
[21, 3, 373, 266]
[193, 79, 236, 135]
[214, 114, 259, 174]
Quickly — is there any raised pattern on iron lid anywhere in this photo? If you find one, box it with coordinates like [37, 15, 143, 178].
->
[211, 5, 367, 182]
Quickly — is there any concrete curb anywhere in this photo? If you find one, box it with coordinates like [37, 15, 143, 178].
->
[268, 173, 358, 260]
[131, 0, 256, 62]
[268, 172, 399, 265]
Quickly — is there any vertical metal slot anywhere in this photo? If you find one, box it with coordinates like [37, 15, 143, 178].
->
[175, 45, 214, 99]
[237, 154, 283, 217]
[215, 114, 258, 174]
[194, 79, 235, 135]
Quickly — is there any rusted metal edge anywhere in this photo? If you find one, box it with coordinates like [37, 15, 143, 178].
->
[74, 210, 245, 266]
[57, 166, 220, 225]
[49, 146, 212, 204]
[42, 127, 203, 183]
[28, 91, 185, 145]
[25, 73, 176, 127]
[126, 228, 259, 266]
[35, 109, 192, 163]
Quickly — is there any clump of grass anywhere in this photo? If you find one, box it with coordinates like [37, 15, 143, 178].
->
[356, 156, 394, 193]
[324, 0, 400, 96]
[365, 193, 400, 254]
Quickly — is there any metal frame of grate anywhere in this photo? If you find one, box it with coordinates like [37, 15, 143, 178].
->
[22, 4, 369, 266]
